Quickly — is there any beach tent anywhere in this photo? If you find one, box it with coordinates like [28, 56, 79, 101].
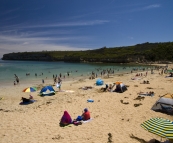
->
[40, 86, 55, 96]
[96, 79, 104, 86]
[113, 82, 127, 93]
[161, 93, 173, 99]
[151, 95, 173, 115]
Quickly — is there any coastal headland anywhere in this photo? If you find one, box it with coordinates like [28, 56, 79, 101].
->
[2, 42, 173, 64]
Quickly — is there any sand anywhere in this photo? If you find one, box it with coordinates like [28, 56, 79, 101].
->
[0, 64, 173, 143]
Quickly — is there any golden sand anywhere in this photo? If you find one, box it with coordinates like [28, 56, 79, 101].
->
[0, 64, 173, 143]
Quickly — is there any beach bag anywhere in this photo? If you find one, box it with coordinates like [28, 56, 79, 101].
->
[76, 116, 83, 121]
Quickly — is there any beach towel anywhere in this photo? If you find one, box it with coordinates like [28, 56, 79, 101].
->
[81, 118, 93, 123]
[59, 90, 74, 93]
[60, 111, 72, 125]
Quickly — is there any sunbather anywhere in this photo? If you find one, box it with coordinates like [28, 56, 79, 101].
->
[21, 97, 31, 103]
[100, 84, 109, 92]
[107, 84, 113, 92]
[138, 91, 154, 96]
[79, 86, 93, 90]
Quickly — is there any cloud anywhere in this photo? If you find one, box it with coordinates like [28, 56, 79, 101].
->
[24, 20, 109, 28]
[0, 19, 108, 58]
[0, 43, 90, 58]
[0, 33, 92, 58]
[0, 34, 90, 44]
[129, 4, 161, 13]
[144, 4, 160, 9]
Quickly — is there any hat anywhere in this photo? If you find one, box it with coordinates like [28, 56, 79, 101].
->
[84, 108, 88, 112]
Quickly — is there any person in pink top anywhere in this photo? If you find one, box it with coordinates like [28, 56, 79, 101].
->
[60, 111, 72, 126]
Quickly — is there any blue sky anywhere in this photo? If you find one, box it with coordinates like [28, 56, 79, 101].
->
[0, 0, 173, 58]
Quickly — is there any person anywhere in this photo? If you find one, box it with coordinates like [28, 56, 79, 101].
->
[58, 76, 62, 83]
[14, 74, 19, 84]
[81, 108, 90, 121]
[100, 84, 109, 92]
[54, 77, 57, 84]
[21, 97, 31, 103]
[107, 84, 113, 92]
[56, 82, 61, 91]
[60, 111, 72, 126]
[29, 95, 33, 99]
[42, 79, 44, 84]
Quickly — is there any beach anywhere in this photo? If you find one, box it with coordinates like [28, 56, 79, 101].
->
[0, 64, 173, 143]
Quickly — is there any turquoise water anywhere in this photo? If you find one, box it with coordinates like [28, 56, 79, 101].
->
[0, 60, 152, 85]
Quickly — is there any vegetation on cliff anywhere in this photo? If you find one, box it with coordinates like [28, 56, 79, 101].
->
[2, 41, 173, 63]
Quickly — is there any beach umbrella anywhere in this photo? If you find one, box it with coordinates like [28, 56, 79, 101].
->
[23, 87, 37, 93]
[141, 117, 173, 139]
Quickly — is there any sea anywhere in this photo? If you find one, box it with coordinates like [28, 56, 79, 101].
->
[0, 60, 153, 86]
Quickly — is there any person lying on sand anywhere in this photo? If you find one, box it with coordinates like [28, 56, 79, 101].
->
[138, 91, 154, 96]
[106, 84, 113, 92]
[79, 86, 93, 90]
[140, 80, 150, 84]
[100, 84, 115, 92]
[100, 84, 109, 92]
[21, 97, 31, 103]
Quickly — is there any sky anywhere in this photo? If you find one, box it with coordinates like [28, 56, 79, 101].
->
[0, 0, 173, 58]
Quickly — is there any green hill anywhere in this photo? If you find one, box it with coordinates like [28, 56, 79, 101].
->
[2, 41, 173, 63]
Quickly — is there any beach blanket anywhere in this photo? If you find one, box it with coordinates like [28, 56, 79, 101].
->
[59, 90, 74, 93]
[81, 118, 93, 123]
[19, 100, 36, 105]
[62, 124, 72, 128]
